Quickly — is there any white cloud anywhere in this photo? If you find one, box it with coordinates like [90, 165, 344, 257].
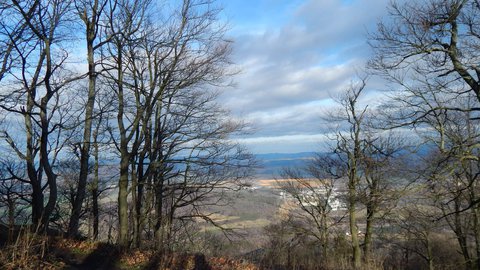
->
[221, 0, 393, 153]
[237, 133, 333, 154]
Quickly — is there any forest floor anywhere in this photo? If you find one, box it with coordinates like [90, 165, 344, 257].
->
[0, 183, 281, 270]
[0, 237, 261, 270]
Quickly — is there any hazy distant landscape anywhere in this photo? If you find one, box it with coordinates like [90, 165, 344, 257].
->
[254, 152, 317, 178]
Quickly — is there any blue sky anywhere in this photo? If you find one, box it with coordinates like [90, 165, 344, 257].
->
[217, 0, 392, 154]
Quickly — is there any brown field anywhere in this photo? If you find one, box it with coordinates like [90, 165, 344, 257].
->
[256, 179, 281, 188]
[256, 178, 329, 188]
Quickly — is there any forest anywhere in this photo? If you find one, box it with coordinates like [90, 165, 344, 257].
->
[0, 0, 479, 269]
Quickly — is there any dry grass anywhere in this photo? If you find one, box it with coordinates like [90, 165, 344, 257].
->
[0, 227, 55, 269]
[0, 234, 263, 270]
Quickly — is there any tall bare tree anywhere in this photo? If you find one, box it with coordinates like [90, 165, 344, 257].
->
[326, 79, 368, 268]
[369, 2, 480, 267]
[373, 63, 480, 268]
[67, 0, 117, 238]
[0, 0, 79, 231]
[359, 132, 404, 264]
[279, 155, 343, 265]
[102, 0, 148, 246]
[100, 0, 251, 248]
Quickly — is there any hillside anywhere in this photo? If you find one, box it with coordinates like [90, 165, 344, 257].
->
[254, 152, 317, 178]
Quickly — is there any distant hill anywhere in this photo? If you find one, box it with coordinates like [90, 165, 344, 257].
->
[254, 152, 317, 178]
[252, 144, 435, 179]
[255, 152, 318, 160]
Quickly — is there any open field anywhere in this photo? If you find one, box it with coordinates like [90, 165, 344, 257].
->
[256, 178, 334, 188]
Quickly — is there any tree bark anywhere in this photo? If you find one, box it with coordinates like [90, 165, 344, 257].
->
[68, 0, 101, 237]
[348, 182, 361, 269]
[91, 125, 100, 240]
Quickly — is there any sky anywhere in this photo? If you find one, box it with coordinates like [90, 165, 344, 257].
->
[217, 0, 393, 154]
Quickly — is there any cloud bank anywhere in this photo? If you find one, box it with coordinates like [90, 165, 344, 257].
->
[221, 0, 392, 153]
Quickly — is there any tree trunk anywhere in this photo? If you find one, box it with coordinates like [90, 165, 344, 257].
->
[131, 161, 139, 247]
[25, 75, 44, 230]
[40, 101, 57, 233]
[426, 236, 434, 270]
[363, 206, 373, 264]
[321, 213, 328, 264]
[115, 39, 130, 247]
[68, 25, 97, 238]
[118, 153, 130, 247]
[453, 199, 472, 269]
[39, 41, 57, 233]
[91, 126, 100, 240]
[134, 153, 146, 248]
[472, 205, 480, 270]
[154, 178, 164, 249]
[31, 179, 44, 230]
[349, 148, 361, 269]
[7, 197, 15, 243]
[349, 183, 361, 269]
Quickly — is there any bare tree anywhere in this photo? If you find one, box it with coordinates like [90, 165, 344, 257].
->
[0, 1, 253, 255]
[395, 198, 441, 270]
[100, 0, 253, 248]
[374, 66, 480, 268]
[88, 85, 115, 240]
[67, 0, 118, 238]
[424, 105, 480, 269]
[369, 0, 480, 104]
[0, 0, 80, 232]
[279, 155, 344, 266]
[0, 158, 29, 242]
[101, 0, 149, 246]
[369, 2, 480, 267]
[358, 132, 406, 264]
[315, 77, 407, 268]
[330, 79, 368, 268]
